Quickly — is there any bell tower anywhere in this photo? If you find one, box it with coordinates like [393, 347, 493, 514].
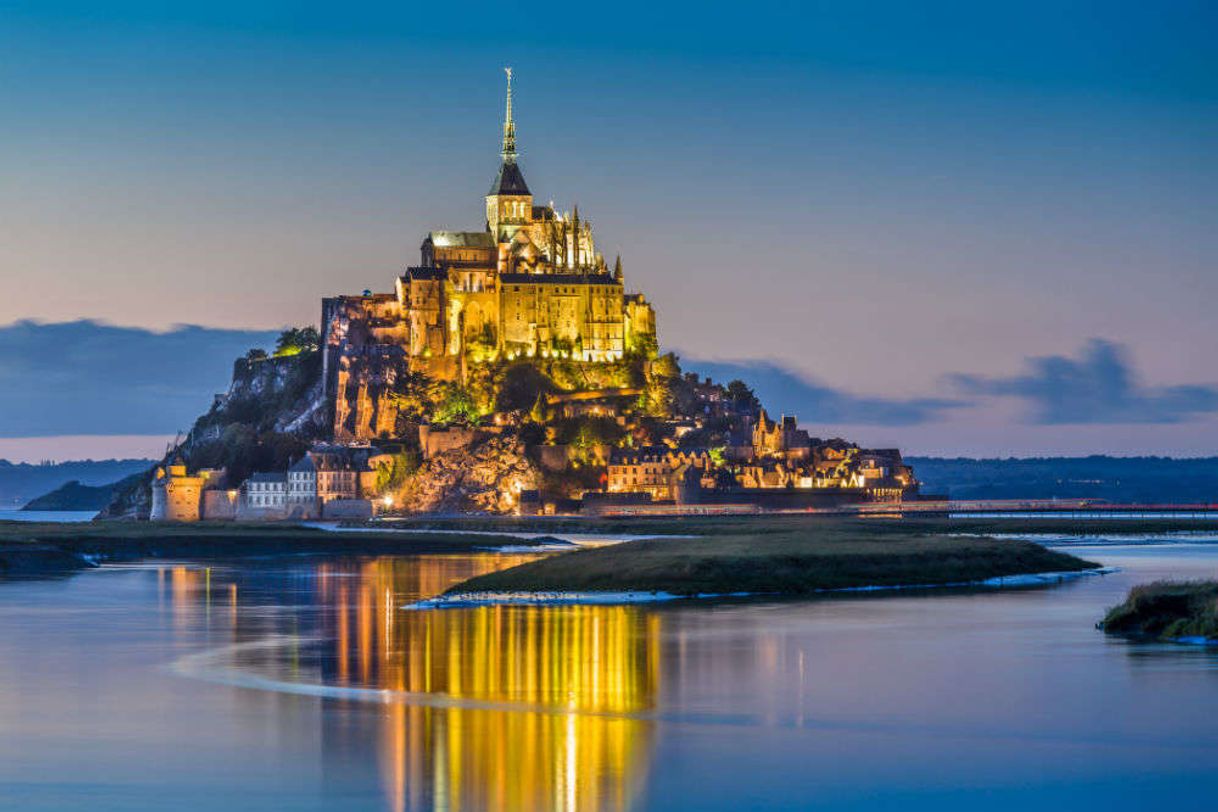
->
[486, 67, 533, 241]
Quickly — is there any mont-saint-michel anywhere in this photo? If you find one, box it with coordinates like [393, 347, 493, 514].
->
[113, 71, 918, 523]
[5, 9, 1218, 810]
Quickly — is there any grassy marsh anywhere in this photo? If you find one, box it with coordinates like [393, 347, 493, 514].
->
[1102, 581, 1218, 641]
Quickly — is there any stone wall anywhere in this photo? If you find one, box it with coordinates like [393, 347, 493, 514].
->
[418, 424, 504, 459]
[322, 499, 374, 520]
[202, 490, 238, 520]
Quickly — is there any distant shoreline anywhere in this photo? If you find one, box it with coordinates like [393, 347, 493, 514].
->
[0, 521, 556, 579]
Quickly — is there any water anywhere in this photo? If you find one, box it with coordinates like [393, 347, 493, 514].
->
[951, 511, 1218, 520]
[1, 542, 1216, 811]
[0, 510, 97, 523]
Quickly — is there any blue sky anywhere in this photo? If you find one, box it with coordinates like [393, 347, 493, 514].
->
[1, 2, 1215, 460]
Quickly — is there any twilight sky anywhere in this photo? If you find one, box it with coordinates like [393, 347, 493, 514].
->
[1, 1, 1216, 460]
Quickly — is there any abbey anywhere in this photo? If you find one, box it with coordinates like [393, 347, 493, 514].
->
[322, 70, 657, 440]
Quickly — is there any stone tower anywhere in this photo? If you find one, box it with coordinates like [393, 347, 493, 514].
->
[486, 67, 533, 241]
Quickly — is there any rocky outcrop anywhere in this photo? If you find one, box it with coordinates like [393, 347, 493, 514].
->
[100, 352, 325, 520]
[210, 353, 327, 436]
[400, 433, 541, 514]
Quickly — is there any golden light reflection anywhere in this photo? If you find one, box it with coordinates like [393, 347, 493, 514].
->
[167, 555, 660, 812]
[336, 558, 659, 812]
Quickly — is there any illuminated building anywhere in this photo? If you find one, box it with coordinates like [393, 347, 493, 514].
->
[321, 69, 658, 440]
[149, 461, 223, 522]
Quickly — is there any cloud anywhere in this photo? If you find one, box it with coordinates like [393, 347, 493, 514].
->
[0, 320, 280, 437]
[682, 358, 961, 426]
[948, 339, 1218, 425]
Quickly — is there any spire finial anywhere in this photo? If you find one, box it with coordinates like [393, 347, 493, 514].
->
[501, 67, 517, 163]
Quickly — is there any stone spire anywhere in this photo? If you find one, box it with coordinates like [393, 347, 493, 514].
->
[488, 68, 530, 198]
[501, 66, 517, 163]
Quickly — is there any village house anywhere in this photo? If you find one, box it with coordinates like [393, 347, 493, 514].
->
[607, 447, 712, 502]
[238, 472, 288, 520]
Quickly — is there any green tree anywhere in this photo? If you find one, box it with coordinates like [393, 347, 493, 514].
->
[433, 383, 481, 425]
[725, 379, 761, 414]
[387, 371, 438, 425]
[274, 326, 320, 357]
[373, 450, 421, 494]
[641, 353, 681, 418]
[626, 330, 658, 360]
[497, 363, 556, 413]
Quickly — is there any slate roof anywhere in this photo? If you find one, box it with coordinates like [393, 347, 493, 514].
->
[405, 265, 447, 281]
[427, 231, 496, 249]
[488, 160, 531, 196]
[499, 273, 619, 286]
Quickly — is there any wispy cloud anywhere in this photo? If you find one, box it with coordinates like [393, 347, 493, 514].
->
[683, 358, 961, 426]
[0, 320, 279, 437]
[949, 339, 1218, 425]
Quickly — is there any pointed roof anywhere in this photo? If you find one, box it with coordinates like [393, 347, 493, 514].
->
[489, 67, 531, 197]
[489, 160, 530, 196]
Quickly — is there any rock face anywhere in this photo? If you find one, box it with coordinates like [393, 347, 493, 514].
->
[100, 352, 326, 520]
[401, 434, 541, 514]
[217, 353, 328, 436]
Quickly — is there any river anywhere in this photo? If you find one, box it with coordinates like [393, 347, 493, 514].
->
[0, 539, 1215, 811]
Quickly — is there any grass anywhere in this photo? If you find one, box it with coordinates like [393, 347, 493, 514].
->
[2, 511, 1176, 589]
[0, 520, 551, 578]
[1101, 581, 1218, 641]
[443, 527, 1100, 597]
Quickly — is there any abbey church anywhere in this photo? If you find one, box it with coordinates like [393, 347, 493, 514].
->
[322, 70, 658, 439]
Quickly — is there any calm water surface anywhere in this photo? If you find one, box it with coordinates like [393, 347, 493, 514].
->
[1, 543, 1216, 811]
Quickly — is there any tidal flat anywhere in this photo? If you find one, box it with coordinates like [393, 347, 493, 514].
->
[5, 514, 1217, 594]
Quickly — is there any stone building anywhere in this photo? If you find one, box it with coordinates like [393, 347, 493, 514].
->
[311, 452, 359, 503]
[752, 409, 812, 461]
[150, 462, 223, 522]
[285, 450, 364, 518]
[545, 388, 642, 420]
[322, 70, 658, 440]
[286, 456, 320, 519]
[239, 473, 288, 520]
[202, 489, 239, 520]
[607, 447, 712, 502]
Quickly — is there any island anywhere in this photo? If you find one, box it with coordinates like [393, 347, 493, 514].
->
[422, 518, 1102, 606]
[98, 70, 923, 525]
[1101, 581, 1218, 643]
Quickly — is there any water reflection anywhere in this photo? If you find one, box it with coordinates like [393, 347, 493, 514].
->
[164, 556, 659, 811]
[5, 545, 1218, 811]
